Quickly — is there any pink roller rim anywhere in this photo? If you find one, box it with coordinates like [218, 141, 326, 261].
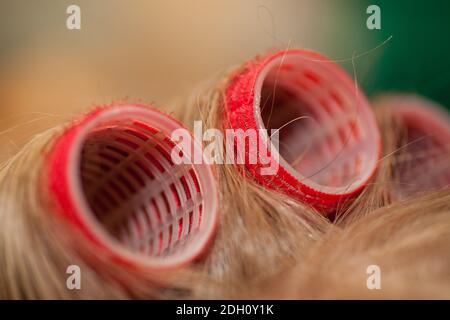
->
[224, 49, 381, 212]
[47, 104, 219, 270]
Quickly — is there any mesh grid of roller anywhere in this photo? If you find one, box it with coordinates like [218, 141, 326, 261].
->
[376, 95, 450, 199]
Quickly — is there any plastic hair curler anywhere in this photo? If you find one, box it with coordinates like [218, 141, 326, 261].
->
[224, 49, 381, 212]
[47, 104, 219, 270]
[374, 94, 450, 199]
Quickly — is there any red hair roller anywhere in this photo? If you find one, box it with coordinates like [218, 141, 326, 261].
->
[374, 94, 450, 199]
[224, 49, 381, 212]
[47, 104, 219, 270]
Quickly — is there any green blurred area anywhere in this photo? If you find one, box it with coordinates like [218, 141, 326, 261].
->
[0, 0, 448, 112]
[356, 0, 450, 110]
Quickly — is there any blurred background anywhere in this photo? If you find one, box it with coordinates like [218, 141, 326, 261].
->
[0, 0, 449, 162]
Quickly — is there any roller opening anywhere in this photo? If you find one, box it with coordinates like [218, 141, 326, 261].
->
[391, 101, 450, 197]
[255, 54, 379, 193]
[69, 107, 217, 266]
